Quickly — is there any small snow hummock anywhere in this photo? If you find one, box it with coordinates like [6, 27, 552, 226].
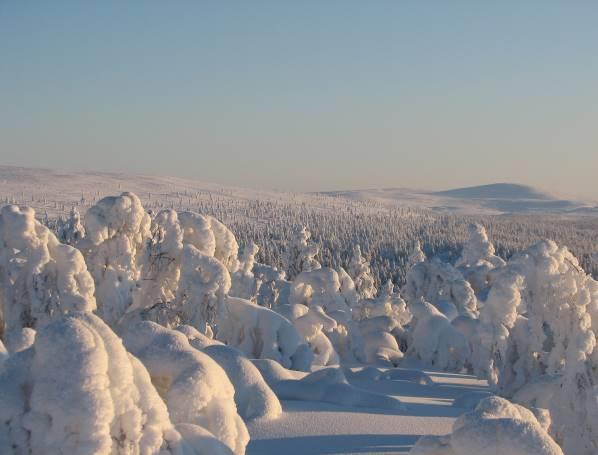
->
[410, 396, 563, 455]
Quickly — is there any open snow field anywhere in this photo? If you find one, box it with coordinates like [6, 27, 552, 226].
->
[247, 367, 488, 455]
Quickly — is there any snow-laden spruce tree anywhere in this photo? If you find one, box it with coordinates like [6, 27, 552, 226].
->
[407, 240, 426, 269]
[126, 209, 185, 327]
[289, 267, 403, 366]
[403, 258, 478, 319]
[493, 240, 598, 454]
[118, 208, 246, 335]
[230, 242, 260, 302]
[348, 244, 377, 299]
[289, 267, 354, 321]
[56, 206, 86, 246]
[0, 312, 233, 455]
[456, 223, 506, 296]
[0, 205, 96, 347]
[178, 211, 240, 273]
[172, 244, 231, 336]
[282, 225, 321, 279]
[81, 192, 151, 327]
[253, 263, 290, 308]
[471, 269, 523, 389]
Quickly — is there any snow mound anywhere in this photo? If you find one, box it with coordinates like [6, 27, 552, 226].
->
[345, 366, 433, 385]
[122, 321, 249, 454]
[271, 366, 404, 411]
[411, 396, 562, 455]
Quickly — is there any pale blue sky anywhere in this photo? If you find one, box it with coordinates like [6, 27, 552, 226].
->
[1, 1, 597, 198]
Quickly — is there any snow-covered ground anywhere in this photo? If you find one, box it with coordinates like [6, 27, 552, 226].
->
[0, 168, 597, 455]
[247, 367, 487, 455]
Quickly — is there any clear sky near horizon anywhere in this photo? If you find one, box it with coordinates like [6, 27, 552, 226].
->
[1, 1, 597, 199]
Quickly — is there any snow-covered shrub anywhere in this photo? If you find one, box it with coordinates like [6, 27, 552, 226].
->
[0, 312, 223, 455]
[122, 321, 249, 454]
[410, 396, 563, 455]
[202, 344, 282, 421]
[81, 192, 151, 327]
[216, 296, 312, 370]
[0, 205, 96, 344]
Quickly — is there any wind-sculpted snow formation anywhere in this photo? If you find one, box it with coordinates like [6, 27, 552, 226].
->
[1, 194, 598, 455]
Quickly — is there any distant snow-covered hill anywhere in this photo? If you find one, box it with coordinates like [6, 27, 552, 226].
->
[321, 183, 597, 215]
[432, 183, 552, 200]
[0, 165, 596, 216]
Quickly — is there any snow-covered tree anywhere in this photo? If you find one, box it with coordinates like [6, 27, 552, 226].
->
[81, 192, 151, 327]
[348, 244, 377, 299]
[282, 225, 321, 279]
[122, 321, 249, 454]
[230, 242, 260, 301]
[56, 206, 85, 246]
[0, 312, 230, 455]
[456, 223, 506, 296]
[0, 205, 96, 346]
[408, 240, 426, 269]
[404, 258, 478, 319]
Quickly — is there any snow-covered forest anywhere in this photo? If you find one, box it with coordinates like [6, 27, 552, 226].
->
[2, 167, 597, 288]
[0, 187, 597, 455]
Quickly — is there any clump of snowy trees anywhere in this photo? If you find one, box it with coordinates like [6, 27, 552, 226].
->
[0, 193, 597, 455]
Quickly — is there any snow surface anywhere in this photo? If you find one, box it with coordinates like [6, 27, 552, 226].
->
[246, 367, 488, 455]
